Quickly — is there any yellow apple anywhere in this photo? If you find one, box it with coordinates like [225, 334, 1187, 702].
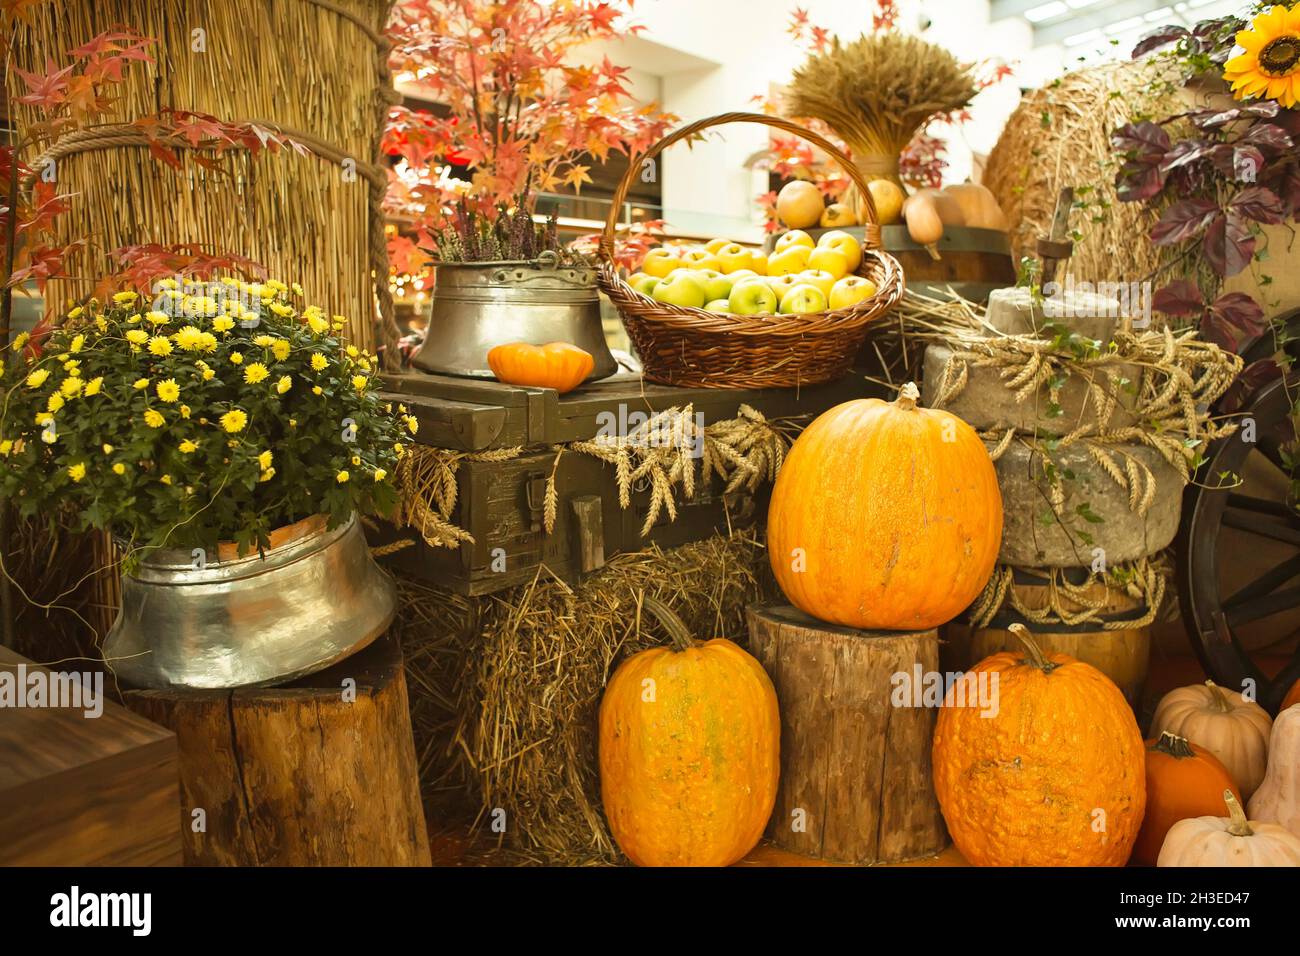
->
[651, 272, 707, 309]
[776, 180, 824, 229]
[828, 275, 878, 310]
[714, 242, 754, 274]
[796, 270, 836, 297]
[774, 230, 816, 253]
[627, 272, 660, 297]
[641, 248, 680, 278]
[704, 298, 731, 313]
[816, 231, 863, 272]
[726, 269, 758, 284]
[767, 274, 803, 299]
[728, 280, 778, 315]
[778, 283, 828, 314]
[806, 245, 851, 279]
[750, 252, 769, 275]
[704, 237, 731, 254]
[696, 269, 734, 302]
[679, 249, 720, 271]
[767, 245, 812, 276]
[820, 202, 858, 228]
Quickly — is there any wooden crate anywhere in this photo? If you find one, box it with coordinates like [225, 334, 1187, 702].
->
[0, 647, 181, 866]
[378, 371, 871, 594]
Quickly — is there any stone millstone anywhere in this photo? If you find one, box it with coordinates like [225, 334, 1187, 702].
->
[986, 286, 1127, 344]
[922, 343, 1139, 434]
[990, 439, 1183, 567]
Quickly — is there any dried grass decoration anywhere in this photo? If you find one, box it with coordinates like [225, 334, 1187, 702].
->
[393, 532, 773, 865]
[785, 32, 978, 185]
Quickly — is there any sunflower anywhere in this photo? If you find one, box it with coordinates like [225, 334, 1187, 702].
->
[1224, 4, 1300, 108]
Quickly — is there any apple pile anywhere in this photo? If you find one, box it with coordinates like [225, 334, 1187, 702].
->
[626, 231, 877, 317]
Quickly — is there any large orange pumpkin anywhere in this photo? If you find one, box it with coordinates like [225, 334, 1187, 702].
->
[932, 624, 1146, 866]
[767, 382, 1001, 630]
[598, 596, 780, 867]
[1132, 732, 1242, 866]
[486, 341, 594, 393]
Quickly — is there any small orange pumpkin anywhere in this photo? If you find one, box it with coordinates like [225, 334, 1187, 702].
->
[767, 382, 1002, 630]
[598, 596, 780, 867]
[1132, 732, 1242, 866]
[932, 624, 1146, 866]
[486, 341, 594, 393]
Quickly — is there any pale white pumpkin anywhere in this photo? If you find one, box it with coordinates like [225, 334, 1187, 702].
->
[1151, 681, 1272, 798]
[1158, 790, 1300, 866]
[1248, 704, 1300, 837]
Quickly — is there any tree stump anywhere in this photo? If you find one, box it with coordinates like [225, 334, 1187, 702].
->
[746, 605, 948, 865]
[123, 632, 430, 866]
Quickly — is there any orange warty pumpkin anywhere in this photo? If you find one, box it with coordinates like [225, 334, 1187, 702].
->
[932, 624, 1146, 866]
[486, 341, 594, 393]
[767, 382, 1002, 630]
[1132, 732, 1242, 866]
[598, 596, 780, 867]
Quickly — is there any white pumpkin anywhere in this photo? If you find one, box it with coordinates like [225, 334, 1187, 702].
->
[1158, 790, 1300, 866]
[1150, 681, 1272, 798]
[1248, 704, 1300, 837]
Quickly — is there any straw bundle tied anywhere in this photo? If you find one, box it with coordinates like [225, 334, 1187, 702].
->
[391, 532, 774, 865]
[786, 32, 976, 184]
[9, 0, 399, 352]
[984, 59, 1179, 284]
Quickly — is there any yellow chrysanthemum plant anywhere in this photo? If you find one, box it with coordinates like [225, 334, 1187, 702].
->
[0, 278, 416, 559]
[1225, 4, 1300, 109]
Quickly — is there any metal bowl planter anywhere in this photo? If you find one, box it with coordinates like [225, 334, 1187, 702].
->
[102, 513, 396, 690]
[411, 250, 617, 380]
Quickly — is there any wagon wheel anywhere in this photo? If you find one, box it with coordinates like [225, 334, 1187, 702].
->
[1178, 374, 1300, 712]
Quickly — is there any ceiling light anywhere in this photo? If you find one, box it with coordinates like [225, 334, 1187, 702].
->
[1024, 1, 1068, 22]
[1064, 28, 1104, 46]
[1105, 16, 1147, 34]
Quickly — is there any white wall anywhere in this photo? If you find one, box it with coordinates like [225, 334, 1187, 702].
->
[582, 0, 1035, 241]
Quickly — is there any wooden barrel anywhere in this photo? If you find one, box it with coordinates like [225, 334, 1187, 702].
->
[970, 621, 1151, 708]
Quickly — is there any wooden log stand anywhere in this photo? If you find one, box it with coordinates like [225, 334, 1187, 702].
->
[123, 632, 430, 866]
[746, 605, 948, 865]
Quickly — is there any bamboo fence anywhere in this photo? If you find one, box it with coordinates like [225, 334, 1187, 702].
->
[9, 0, 399, 353]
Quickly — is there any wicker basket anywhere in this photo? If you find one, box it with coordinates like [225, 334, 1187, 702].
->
[598, 112, 905, 388]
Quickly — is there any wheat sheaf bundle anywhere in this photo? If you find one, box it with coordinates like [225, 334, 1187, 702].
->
[786, 33, 978, 173]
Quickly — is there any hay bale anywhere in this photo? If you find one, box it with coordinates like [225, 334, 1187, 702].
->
[984, 60, 1178, 285]
[392, 532, 774, 865]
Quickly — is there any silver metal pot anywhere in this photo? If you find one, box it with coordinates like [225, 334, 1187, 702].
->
[411, 250, 617, 379]
[102, 514, 396, 690]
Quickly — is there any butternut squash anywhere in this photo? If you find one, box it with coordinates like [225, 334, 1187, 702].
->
[943, 182, 1008, 231]
[1248, 704, 1300, 838]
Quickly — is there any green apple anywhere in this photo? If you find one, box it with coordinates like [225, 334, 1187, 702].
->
[726, 269, 758, 284]
[651, 272, 708, 309]
[778, 282, 828, 314]
[627, 272, 660, 297]
[728, 280, 778, 315]
[828, 275, 878, 309]
[704, 298, 732, 313]
[695, 269, 734, 302]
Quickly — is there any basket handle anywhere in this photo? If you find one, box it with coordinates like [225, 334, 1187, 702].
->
[599, 111, 882, 262]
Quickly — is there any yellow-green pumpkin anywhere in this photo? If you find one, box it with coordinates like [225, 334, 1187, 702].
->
[598, 597, 780, 867]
